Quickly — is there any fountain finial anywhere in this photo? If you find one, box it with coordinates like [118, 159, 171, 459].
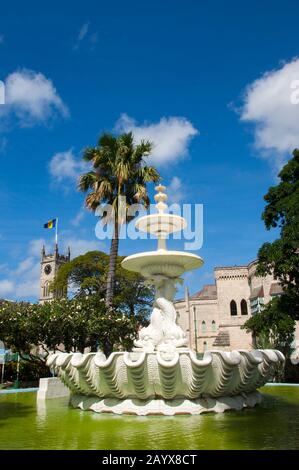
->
[154, 184, 168, 214]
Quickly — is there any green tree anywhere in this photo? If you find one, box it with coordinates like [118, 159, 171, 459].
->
[53, 250, 154, 319]
[113, 257, 154, 323]
[243, 150, 299, 357]
[0, 296, 139, 361]
[78, 132, 160, 306]
[242, 297, 295, 357]
[53, 251, 108, 297]
[0, 301, 46, 365]
[256, 149, 299, 317]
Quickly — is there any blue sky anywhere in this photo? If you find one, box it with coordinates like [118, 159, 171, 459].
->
[0, 0, 299, 301]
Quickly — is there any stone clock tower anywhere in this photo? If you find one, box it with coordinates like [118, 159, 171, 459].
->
[39, 243, 71, 304]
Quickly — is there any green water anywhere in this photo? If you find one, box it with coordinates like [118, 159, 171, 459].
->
[1, 386, 299, 450]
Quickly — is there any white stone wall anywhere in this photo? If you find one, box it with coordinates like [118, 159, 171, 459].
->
[176, 299, 218, 351]
[215, 267, 250, 323]
[37, 377, 70, 399]
[192, 301, 218, 352]
[225, 325, 253, 349]
[175, 260, 299, 353]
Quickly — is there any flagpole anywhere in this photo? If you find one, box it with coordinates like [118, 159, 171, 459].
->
[55, 217, 58, 245]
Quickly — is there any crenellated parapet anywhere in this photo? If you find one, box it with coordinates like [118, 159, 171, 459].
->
[214, 266, 248, 281]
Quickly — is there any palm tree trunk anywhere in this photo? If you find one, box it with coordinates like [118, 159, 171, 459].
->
[105, 217, 119, 307]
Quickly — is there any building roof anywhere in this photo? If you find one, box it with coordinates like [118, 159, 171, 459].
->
[250, 286, 264, 299]
[269, 283, 283, 296]
[213, 331, 230, 347]
[189, 284, 217, 300]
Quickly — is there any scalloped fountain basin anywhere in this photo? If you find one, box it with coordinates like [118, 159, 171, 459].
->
[47, 348, 284, 416]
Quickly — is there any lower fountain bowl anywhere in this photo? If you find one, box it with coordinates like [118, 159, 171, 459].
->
[47, 348, 284, 415]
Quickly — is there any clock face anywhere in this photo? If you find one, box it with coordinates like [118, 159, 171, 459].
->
[44, 264, 52, 275]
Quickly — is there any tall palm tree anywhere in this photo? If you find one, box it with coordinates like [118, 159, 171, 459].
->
[79, 132, 160, 307]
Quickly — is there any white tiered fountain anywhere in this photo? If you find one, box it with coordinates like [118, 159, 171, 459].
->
[48, 185, 284, 415]
[121, 184, 203, 352]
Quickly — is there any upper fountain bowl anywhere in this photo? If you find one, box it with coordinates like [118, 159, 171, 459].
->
[136, 213, 186, 236]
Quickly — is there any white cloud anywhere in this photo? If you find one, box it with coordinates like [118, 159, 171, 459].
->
[61, 237, 100, 258]
[0, 239, 45, 299]
[240, 58, 299, 167]
[78, 22, 89, 41]
[2, 69, 68, 126]
[14, 257, 35, 276]
[50, 115, 198, 185]
[74, 22, 98, 50]
[71, 209, 85, 227]
[0, 280, 14, 297]
[49, 149, 87, 182]
[73, 22, 89, 50]
[115, 114, 198, 166]
[28, 238, 50, 257]
[0, 79, 4, 105]
[0, 263, 8, 271]
[14, 262, 40, 298]
[0, 137, 7, 154]
[168, 176, 184, 203]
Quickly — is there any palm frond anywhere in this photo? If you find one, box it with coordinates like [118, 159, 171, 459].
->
[133, 140, 153, 163]
[82, 147, 98, 162]
[78, 172, 98, 191]
[119, 132, 134, 151]
[136, 166, 160, 183]
[85, 192, 101, 211]
[98, 133, 117, 150]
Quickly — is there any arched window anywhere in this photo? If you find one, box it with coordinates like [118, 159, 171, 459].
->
[203, 341, 208, 352]
[241, 299, 248, 315]
[230, 300, 237, 316]
[212, 320, 217, 332]
[201, 321, 206, 333]
[43, 282, 49, 297]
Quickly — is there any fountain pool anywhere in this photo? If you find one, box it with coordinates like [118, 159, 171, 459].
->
[0, 386, 299, 449]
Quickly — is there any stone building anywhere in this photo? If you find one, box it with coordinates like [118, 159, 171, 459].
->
[39, 244, 70, 304]
[175, 259, 289, 352]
